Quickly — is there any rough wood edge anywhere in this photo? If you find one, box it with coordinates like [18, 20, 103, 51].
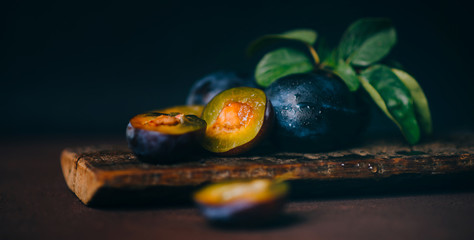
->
[61, 146, 474, 205]
[61, 149, 103, 205]
[95, 155, 474, 186]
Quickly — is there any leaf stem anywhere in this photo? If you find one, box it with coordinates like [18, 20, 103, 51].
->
[306, 44, 320, 66]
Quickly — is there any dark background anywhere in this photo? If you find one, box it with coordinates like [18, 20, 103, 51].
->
[2, 0, 473, 136]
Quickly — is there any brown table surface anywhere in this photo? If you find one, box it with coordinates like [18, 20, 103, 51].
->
[1, 135, 474, 240]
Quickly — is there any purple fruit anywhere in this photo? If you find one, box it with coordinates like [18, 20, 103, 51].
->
[126, 109, 206, 164]
[265, 72, 369, 152]
[194, 179, 288, 223]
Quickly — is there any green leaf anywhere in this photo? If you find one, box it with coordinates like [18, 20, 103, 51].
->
[333, 59, 360, 91]
[317, 38, 336, 67]
[281, 29, 317, 44]
[247, 29, 317, 56]
[392, 68, 432, 135]
[338, 18, 396, 66]
[358, 75, 399, 125]
[321, 49, 337, 68]
[359, 64, 421, 144]
[255, 48, 314, 88]
[316, 37, 331, 60]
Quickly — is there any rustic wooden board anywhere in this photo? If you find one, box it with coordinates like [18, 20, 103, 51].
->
[61, 132, 474, 206]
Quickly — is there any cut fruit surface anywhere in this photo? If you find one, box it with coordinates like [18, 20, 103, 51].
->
[200, 87, 271, 154]
[129, 112, 206, 135]
[126, 106, 207, 163]
[209, 102, 254, 134]
[194, 179, 288, 205]
[193, 179, 288, 222]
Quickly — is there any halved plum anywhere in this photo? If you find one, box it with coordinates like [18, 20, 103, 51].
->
[200, 87, 274, 155]
[126, 108, 206, 163]
[194, 179, 289, 223]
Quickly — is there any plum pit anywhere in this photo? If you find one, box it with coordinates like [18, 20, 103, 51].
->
[144, 114, 184, 127]
[209, 102, 254, 134]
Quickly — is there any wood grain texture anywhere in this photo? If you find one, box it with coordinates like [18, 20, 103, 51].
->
[61, 132, 474, 206]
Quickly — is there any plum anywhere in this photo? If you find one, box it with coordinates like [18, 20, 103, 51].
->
[265, 72, 368, 152]
[199, 87, 274, 155]
[187, 71, 256, 105]
[194, 179, 288, 223]
[126, 108, 207, 163]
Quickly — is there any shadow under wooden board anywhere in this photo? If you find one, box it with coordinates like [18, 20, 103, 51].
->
[61, 132, 474, 206]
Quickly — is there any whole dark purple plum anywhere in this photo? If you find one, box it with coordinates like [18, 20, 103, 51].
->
[265, 72, 369, 152]
[187, 71, 256, 105]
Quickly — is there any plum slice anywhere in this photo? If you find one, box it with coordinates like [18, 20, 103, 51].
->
[194, 179, 288, 223]
[200, 87, 274, 155]
[126, 108, 206, 163]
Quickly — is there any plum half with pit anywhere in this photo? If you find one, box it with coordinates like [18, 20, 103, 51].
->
[194, 179, 289, 223]
[265, 72, 368, 152]
[187, 71, 256, 105]
[126, 107, 207, 163]
[200, 87, 274, 155]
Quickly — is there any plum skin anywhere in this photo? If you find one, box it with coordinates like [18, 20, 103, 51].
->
[196, 197, 286, 223]
[187, 71, 256, 105]
[126, 123, 205, 164]
[194, 179, 288, 223]
[265, 72, 369, 152]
